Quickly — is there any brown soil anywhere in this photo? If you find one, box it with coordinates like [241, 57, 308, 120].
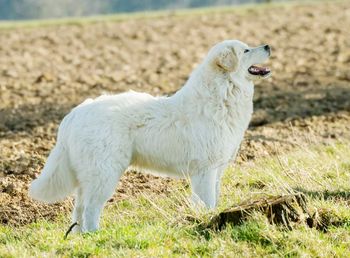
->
[1, 1, 350, 226]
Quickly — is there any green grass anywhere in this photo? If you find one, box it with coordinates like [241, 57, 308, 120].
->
[0, 0, 343, 30]
[1, 141, 350, 257]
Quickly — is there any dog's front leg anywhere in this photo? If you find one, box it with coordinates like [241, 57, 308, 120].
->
[214, 165, 227, 207]
[190, 170, 217, 209]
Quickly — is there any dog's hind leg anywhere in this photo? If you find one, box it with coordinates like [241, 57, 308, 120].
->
[80, 162, 128, 232]
[71, 187, 84, 233]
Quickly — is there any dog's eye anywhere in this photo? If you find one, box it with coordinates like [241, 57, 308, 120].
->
[244, 49, 250, 53]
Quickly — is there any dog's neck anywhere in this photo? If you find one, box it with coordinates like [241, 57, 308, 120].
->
[172, 64, 254, 123]
[174, 64, 254, 103]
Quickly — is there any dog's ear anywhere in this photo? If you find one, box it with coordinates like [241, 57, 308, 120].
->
[215, 47, 238, 72]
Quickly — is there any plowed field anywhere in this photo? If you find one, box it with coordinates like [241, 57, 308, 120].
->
[1, 1, 349, 225]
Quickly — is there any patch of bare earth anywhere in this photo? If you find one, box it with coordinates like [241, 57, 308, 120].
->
[1, 2, 350, 226]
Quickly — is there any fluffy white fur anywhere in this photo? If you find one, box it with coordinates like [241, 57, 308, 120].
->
[29, 40, 271, 232]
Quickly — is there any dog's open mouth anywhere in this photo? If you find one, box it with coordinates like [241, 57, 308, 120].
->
[248, 65, 271, 76]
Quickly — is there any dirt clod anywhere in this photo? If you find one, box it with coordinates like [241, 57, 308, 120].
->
[204, 194, 349, 232]
[205, 193, 311, 230]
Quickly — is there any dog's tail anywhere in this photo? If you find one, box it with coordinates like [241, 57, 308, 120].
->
[29, 143, 76, 203]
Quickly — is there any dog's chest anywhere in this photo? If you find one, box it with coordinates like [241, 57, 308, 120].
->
[195, 96, 253, 165]
[212, 85, 253, 135]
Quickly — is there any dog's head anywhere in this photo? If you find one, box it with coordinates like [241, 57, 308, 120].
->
[206, 40, 271, 81]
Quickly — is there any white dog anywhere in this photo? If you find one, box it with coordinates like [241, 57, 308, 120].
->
[29, 40, 271, 232]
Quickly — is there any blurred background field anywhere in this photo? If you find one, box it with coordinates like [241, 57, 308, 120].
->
[1, 0, 285, 20]
[0, 0, 350, 256]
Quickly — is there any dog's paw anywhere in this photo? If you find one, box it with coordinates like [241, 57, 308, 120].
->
[190, 195, 211, 213]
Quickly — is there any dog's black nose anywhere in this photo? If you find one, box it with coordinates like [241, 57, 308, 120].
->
[264, 45, 271, 53]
